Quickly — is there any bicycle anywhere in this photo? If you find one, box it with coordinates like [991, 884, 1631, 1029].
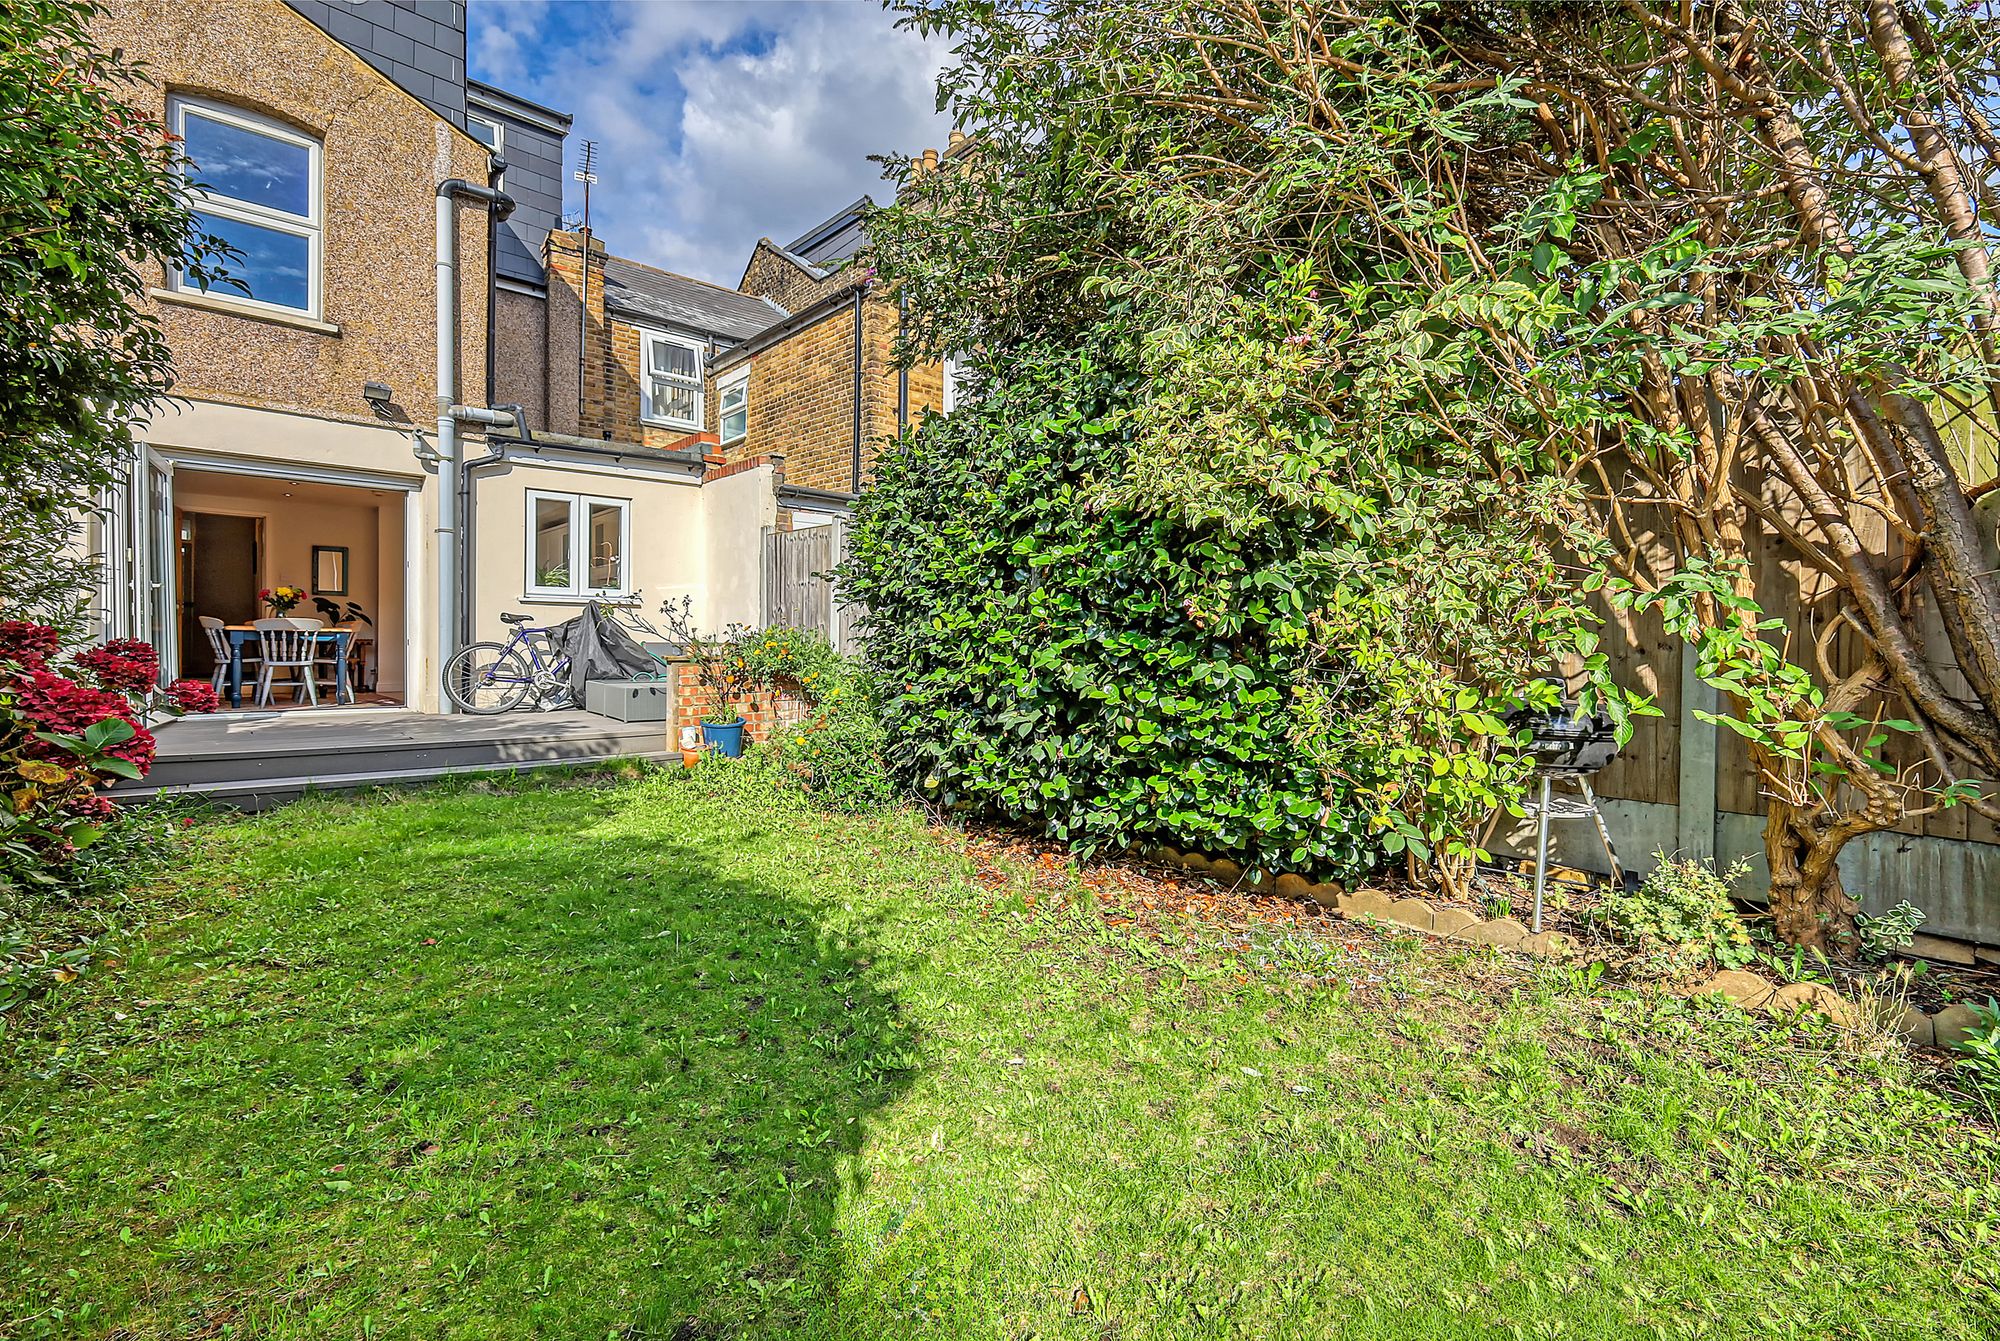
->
[441, 613, 577, 714]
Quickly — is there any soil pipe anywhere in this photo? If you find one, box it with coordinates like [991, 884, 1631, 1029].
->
[436, 178, 515, 712]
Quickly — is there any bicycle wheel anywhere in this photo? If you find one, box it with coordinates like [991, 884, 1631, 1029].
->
[443, 642, 534, 714]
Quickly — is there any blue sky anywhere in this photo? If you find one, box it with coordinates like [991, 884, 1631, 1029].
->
[469, 1, 954, 286]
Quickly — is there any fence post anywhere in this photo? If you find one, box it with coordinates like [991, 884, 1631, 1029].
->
[1676, 640, 1719, 863]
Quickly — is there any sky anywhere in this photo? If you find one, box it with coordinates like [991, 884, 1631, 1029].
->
[468, 1, 956, 287]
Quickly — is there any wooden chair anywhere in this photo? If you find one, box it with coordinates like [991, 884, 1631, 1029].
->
[312, 622, 361, 702]
[252, 617, 323, 707]
[197, 615, 257, 693]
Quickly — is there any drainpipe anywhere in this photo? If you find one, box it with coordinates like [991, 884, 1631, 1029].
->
[457, 405, 530, 650]
[437, 178, 515, 712]
[850, 287, 865, 493]
[896, 289, 909, 431]
[483, 154, 508, 405]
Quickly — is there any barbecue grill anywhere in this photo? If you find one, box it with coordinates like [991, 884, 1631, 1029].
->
[1497, 688, 1627, 932]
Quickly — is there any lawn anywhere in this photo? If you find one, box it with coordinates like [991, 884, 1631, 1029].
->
[3, 764, 1997, 1340]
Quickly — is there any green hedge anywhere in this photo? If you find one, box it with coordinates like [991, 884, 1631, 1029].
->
[845, 342, 1382, 879]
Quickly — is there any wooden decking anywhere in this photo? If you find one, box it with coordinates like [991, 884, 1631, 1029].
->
[118, 708, 673, 810]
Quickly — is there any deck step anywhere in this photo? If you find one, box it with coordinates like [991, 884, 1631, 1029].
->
[113, 708, 673, 810]
[119, 749, 675, 811]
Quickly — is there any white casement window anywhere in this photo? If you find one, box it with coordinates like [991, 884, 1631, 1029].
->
[467, 115, 503, 154]
[640, 330, 704, 430]
[525, 491, 632, 598]
[719, 369, 749, 445]
[170, 98, 323, 318]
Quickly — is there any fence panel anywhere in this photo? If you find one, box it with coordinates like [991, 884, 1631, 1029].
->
[762, 523, 850, 649]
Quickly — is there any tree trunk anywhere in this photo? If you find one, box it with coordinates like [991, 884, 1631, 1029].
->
[1762, 799, 1861, 953]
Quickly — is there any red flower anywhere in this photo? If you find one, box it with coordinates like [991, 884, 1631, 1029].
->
[167, 679, 219, 714]
[9, 669, 155, 775]
[61, 791, 118, 823]
[74, 640, 161, 694]
[0, 621, 60, 669]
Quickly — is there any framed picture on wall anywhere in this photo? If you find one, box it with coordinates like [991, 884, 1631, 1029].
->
[311, 545, 349, 596]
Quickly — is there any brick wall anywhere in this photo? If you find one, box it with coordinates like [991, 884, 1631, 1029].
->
[735, 305, 862, 491]
[739, 240, 849, 312]
[546, 227, 944, 484]
[669, 664, 813, 745]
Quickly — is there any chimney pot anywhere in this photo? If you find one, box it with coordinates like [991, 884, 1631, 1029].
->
[921, 147, 940, 172]
[948, 129, 966, 151]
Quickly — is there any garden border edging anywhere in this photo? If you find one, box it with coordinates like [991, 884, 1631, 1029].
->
[1145, 845, 1975, 1046]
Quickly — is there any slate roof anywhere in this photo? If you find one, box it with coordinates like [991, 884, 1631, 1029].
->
[784, 198, 872, 270]
[602, 256, 787, 343]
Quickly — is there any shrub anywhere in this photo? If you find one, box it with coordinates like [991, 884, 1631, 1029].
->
[844, 336, 1610, 880]
[657, 596, 756, 725]
[1596, 854, 1754, 975]
[1854, 901, 1925, 963]
[1954, 1001, 2000, 1117]
[739, 627, 893, 814]
[0, 624, 212, 899]
[846, 341, 1380, 874]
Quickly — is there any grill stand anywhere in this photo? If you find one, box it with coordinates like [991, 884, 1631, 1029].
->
[1520, 775, 1625, 933]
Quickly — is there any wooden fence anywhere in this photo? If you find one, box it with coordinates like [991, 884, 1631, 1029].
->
[761, 521, 854, 653]
[1495, 489, 2000, 952]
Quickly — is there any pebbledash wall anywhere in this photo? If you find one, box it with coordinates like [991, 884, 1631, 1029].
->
[91, 0, 494, 710]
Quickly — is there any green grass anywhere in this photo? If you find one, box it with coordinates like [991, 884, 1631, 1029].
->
[3, 765, 1997, 1339]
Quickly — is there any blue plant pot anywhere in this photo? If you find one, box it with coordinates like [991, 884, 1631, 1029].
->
[702, 718, 747, 758]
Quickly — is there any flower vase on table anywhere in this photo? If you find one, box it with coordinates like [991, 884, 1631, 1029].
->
[259, 585, 306, 617]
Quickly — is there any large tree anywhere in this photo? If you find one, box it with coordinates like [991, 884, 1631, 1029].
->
[878, 0, 2000, 948]
[0, 0, 219, 625]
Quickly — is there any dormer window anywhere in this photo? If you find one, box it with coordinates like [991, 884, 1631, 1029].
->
[171, 98, 322, 318]
[640, 330, 704, 431]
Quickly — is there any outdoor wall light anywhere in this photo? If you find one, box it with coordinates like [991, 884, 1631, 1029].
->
[362, 381, 393, 406]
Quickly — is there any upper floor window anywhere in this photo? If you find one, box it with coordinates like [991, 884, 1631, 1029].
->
[719, 369, 749, 445]
[171, 98, 322, 318]
[468, 115, 503, 154]
[640, 330, 704, 431]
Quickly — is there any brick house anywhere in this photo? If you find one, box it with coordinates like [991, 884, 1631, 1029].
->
[81, 0, 960, 720]
[540, 189, 955, 536]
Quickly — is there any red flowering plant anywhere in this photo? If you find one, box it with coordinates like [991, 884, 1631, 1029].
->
[0, 624, 211, 894]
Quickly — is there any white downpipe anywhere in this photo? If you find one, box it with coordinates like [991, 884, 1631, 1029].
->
[435, 181, 514, 714]
[435, 192, 460, 713]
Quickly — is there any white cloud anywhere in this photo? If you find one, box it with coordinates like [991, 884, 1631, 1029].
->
[469, 0, 953, 286]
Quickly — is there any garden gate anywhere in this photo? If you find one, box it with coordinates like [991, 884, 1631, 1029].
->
[762, 521, 854, 652]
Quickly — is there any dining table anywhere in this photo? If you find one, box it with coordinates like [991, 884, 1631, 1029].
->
[222, 625, 355, 709]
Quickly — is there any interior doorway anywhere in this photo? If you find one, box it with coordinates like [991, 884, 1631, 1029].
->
[170, 468, 409, 709]
[178, 512, 261, 681]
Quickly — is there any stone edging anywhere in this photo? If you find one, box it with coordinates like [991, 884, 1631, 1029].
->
[1146, 845, 1984, 1050]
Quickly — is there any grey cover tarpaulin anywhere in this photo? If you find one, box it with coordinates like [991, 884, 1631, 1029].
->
[548, 602, 670, 702]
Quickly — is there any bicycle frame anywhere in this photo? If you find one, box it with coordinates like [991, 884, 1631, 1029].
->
[468, 624, 569, 696]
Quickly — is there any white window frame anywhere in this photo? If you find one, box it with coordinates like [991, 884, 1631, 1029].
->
[524, 490, 633, 599]
[639, 328, 705, 431]
[169, 97, 324, 320]
[942, 356, 962, 412]
[467, 114, 504, 155]
[718, 367, 749, 445]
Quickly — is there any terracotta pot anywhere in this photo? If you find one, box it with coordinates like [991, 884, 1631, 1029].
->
[680, 748, 702, 769]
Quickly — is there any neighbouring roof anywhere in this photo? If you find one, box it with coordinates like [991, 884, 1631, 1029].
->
[602, 256, 787, 343]
[784, 198, 872, 270]
[466, 79, 574, 135]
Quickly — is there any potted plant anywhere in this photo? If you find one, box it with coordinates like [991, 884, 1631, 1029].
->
[659, 596, 755, 758]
